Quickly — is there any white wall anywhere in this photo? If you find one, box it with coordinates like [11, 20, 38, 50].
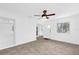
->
[15, 15, 36, 46]
[0, 9, 36, 49]
[43, 14, 79, 45]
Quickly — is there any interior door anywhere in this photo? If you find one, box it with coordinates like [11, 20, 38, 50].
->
[0, 23, 15, 49]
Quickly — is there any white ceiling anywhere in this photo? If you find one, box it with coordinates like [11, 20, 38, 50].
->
[0, 3, 79, 19]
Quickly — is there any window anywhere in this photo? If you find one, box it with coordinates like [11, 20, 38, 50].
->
[57, 22, 69, 33]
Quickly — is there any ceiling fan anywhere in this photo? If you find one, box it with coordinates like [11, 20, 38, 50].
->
[34, 10, 55, 19]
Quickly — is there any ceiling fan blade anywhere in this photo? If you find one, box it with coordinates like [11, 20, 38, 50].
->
[34, 15, 41, 16]
[47, 13, 55, 16]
